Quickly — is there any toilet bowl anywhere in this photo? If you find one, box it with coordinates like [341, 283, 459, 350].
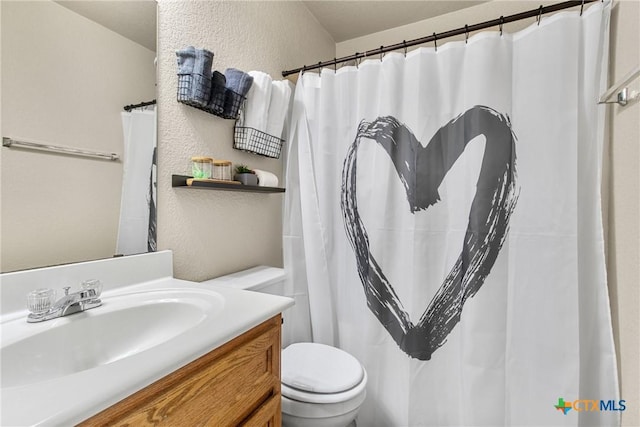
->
[281, 342, 367, 427]
[202, 266, 367, 427]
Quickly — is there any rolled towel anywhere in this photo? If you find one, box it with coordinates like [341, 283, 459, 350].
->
[253, 169, 278, 187]
[265, 80, 292, 139]
[193, 48, 214, 76]
[176, 46, 196, 74]
[208, 71, 227, 114]
[242, 71, 272, 131]
[224, 68, 254, 117]
[225, 68, 254, 97]
[176, 47, 214, 105]
[212, 70, 226, 87]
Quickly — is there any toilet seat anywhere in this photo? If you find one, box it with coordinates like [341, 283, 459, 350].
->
[281, 369, 368, 404]
[281, 342, 367, 404]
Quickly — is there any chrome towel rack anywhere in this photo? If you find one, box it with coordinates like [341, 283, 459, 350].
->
[598, 65, 640, 106]
[2, 137, 119, 161]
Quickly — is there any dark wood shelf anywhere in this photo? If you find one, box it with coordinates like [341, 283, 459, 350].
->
[172, 175, 285, 193]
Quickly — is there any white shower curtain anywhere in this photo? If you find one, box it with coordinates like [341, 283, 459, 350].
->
[116, 108, 157, 256]
[285, 2, 619, 426]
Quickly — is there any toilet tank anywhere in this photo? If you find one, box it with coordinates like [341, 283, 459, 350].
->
[201, 266, 285, 295]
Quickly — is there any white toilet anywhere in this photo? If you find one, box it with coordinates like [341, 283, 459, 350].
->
[203, 266, 367, 427]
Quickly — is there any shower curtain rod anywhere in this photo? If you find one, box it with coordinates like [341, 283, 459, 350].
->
[282, 0, 598, 77]
[123, 99, 156, 112]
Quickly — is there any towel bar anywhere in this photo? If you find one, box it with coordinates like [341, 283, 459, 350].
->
[2, 137, 119, 161]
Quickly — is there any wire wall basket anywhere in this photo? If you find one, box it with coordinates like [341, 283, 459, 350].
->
[177, 74, 245, 120]
[233, 126, 284, 159]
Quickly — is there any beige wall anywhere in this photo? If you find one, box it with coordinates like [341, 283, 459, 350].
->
[0, 1, 156, 272]
[607, 2, 640, 426]
[337, 1, 640, 425]
[337, 0, 561, 57]
[156, 1, 335, 281]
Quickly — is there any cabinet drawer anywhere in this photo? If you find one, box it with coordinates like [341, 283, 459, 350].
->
[241, 393, 282, 427]
[80, 315, 281, 427]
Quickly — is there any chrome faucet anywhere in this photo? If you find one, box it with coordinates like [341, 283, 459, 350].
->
[26, 282, 102, 323]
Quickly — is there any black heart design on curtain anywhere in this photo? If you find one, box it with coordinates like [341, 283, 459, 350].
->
[341, 105, 519, 360]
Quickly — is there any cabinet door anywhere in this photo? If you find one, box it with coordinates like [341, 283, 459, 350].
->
[80, 315, 281, 427]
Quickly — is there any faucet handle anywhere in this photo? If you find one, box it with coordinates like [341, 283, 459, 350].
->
[81, 279, 102, 298]
[27, 288, 56, 315]
[63, 286, 71, 296]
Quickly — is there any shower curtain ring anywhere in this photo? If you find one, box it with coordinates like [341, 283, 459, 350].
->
[403, 40, 407, 57]
[318, 61, 322, 72]
[334, 58, 337, 72]
[580, 0, 585, 16]
[499, 16, 504, 36]
[465, 24, 469, 44]
[380, 46, 384, 61]
[537, 5, 543, 25]
[355, 53, 359, 68]
[302, 65, 306, 75]
[433, 32, 437, 52]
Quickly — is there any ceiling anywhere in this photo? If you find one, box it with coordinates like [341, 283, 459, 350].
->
[53, 1, 486, 51]
[303, 1, 488, 42]
[55, 0, 157, 51]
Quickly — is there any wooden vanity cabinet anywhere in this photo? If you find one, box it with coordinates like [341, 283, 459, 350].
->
[80, 315, 282, 427]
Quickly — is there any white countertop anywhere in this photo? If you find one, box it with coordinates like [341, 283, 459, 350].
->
[1, 276, 293, 426]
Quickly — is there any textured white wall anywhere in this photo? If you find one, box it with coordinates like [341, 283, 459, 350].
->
[337, 1, 640, 425]
[156, 1, 334, 281]
[0, 1, 156, 272]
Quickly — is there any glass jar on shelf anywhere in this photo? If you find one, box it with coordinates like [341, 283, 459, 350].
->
[212, 160, 232, 180]
[191, 156, 213, 179]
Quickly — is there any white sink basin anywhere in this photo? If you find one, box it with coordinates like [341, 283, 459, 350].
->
[1, 273, 293, 427]
[1, 290, 221, 389]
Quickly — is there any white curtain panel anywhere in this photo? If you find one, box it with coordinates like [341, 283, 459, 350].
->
[285, 2, 618, 426]
[116, 108, 157, 256]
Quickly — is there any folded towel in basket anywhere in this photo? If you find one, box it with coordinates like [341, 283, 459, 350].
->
[243, 71, 273, 131]
[265, 80, 292, 139]
[234, 72, 292, 158]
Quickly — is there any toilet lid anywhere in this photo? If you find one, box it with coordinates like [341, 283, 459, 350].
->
[282, 343, 364, 394]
